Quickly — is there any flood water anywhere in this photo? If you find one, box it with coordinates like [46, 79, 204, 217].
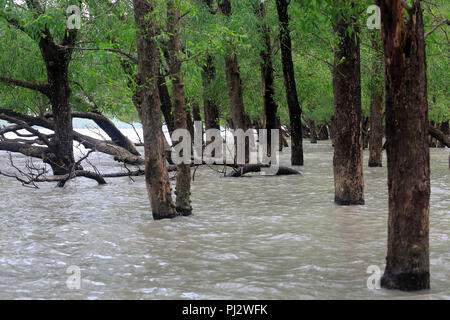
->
[0, 129, 448, 300]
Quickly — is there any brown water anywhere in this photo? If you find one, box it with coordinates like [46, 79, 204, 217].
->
[0, 138, 448, 299]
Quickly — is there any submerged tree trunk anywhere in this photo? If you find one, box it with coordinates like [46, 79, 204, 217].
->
[378, 0, 430, 291]
[202, 54, 221, 131]
[167, 1, 192, 216]
[0, 3, 78, 176]
[437, 121, 448, 148]
[275, 0, 304, 166]
[368, 33, 384, 167]
[307, 118, 318, 144]
[133, 0, 177, 220]
[202, 0, 220, 131]
[332, 1, 365, 205]
[256, 1, 277, 154]
[219, 0, 251, 163]
[219, 0, 250, 133]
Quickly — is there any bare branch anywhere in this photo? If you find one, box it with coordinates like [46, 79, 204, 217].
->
[425, 19, 449, 38]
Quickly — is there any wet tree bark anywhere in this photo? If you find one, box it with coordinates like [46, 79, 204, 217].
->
[218, 0, 251, 131]
[158, 71, 175, 135]
[332, 0, 365, 205]
[202, 54, 221, 131]
[307, 118, 318, 144]
[256, 1, 277, 154]
[69, 111, 140, 156]
[437, 121, 449, 148]
[368, 34, 384, 167]
[378, 0, 430, 291]
[167, 1, 192, 216]
[219, 0, 251, 163]
[133, 0, 177, 220]
[0, 2, 78, 175]
[275, 0, 304, 166]
[40, 37, 77, 175]
[202, 0, 220, 131]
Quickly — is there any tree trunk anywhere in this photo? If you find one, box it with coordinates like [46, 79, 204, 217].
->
[378, 0, 430, 291]
[201, 0, 220, 131]
[275, 0, 304, 166]
[256, 1, 277, 154]
[167, 1, 192, 216]
[219, 0, 251, 163]
[307, 119, 318, 144]
[332, 1, 365, 205]
[39, 34, 78, 175]
[133, 0, 177, 220]
[158, 71, 175, 135]
[202, 54, 221, 131]
[368, 33, 384, 167]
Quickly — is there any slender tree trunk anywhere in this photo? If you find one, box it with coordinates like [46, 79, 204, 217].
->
[167, 1, 192, 216]
[332, 0, 365, 205]
[368, 32, 384, 167]
[378, 0, 430, 291]
[275, 0, 304, 166]
[308, 119, 318, 144]
[201, 0, 220, 131]
[218, 0, 251, 131]
[219, 0, 251, 163]
[202, 54, 221, 131]
[256, 1, 277, 154]
[133, 0, 177, 220]
[158, 71, 175, 135]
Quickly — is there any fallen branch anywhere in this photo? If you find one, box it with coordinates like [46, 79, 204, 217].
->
[225, 164, 302, 177]
[429, 126, 450, 148]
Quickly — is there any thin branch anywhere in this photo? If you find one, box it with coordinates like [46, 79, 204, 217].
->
[66, 47, 138, 64]
[0, 76, 49, 95]
[425, 19, 449, 38]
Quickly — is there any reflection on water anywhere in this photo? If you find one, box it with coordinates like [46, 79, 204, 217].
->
[0, 134, 448, 299]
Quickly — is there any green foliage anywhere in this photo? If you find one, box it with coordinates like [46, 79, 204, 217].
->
[0, 0, 447, 128]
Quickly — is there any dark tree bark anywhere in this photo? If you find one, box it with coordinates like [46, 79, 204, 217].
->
[133, 0, 177, 220]
[331, 1, 365, 205]
[202, 54, 221, 131]
[378, 0, 430, 291]
[256, 1, 277, 154]
[306, 118, 318, 144]
[201, 0, 220, 131]
[69, 111, 139, 156]
[429, 124, 450, 148]
[368, 33, 384, 167]
[219, 0, 251, 133]
[158, 71, 176, 135]
[0, 1, 78, 175]
[275, 0, 304, 166]
[167, 1, 192, 216]
[219, 0, 251, 164]
[437, 121, 449, 148]
[226, 164, 301, 177]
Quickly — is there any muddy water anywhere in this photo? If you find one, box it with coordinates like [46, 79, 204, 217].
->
[0, 131, 448, 299]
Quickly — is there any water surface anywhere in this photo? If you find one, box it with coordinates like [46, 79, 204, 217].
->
[0, 133, 448, 299]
